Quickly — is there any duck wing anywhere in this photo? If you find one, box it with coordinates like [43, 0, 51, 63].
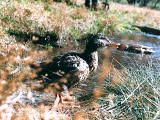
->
[35, 52, 89, 73]
[31, 52, 90, 85]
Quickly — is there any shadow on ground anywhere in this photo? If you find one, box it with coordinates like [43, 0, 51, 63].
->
[7, 29, 61, 47]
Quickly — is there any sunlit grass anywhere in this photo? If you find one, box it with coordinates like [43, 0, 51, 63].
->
[1, 0, 160, 45]
[109, 3, 160, 29]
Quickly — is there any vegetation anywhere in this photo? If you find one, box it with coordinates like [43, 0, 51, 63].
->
[0, 0, 160, 43]
[101, 60, 160, 119]
[0, 0, 160, 119]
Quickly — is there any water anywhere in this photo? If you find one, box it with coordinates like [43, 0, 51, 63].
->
[12, 91, 55, 104]
[109, 33, 160, 69]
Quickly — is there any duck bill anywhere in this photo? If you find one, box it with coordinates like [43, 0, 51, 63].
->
[106, 43, 120, 48]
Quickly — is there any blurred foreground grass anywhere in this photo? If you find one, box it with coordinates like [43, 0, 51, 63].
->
[0, 54, 159, 119]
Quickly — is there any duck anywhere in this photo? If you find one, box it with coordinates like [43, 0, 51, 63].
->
[108, 43, 155, 54]
[31, 33, 112, 106]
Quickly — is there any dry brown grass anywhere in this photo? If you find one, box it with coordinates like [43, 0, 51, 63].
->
[1, 0, 160, 44]
[0, 0, 96, 39]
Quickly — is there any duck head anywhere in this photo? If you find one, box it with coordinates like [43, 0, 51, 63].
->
[85, 34, 111, 53]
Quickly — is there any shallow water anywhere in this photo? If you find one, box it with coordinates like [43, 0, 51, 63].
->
[109, 33, 160, 69]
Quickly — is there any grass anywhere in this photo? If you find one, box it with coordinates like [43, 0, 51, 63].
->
[1, 0, 160, 44]
[100, 60, 160, 119]
[0, 0, 160, 119]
